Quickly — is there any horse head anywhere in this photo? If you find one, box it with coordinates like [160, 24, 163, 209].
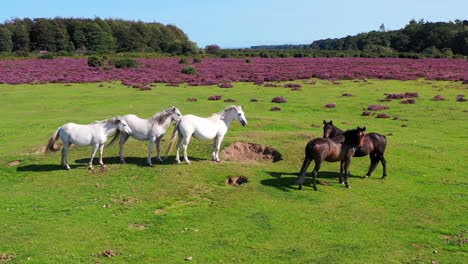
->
[115, 116, 132, 134]
[169, 106, 183, 121]
[343, 126, 366, 147]
[323, 120, 334, 138]
[235, 106, 248, 126]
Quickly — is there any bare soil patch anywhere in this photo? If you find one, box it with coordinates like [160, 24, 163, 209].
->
[221, 142, 282, 162]
[8, 160, 21, 167]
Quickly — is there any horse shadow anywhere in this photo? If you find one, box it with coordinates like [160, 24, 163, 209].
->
[261, 170, 360, 191]
[16, 164, 80, 172]
[74, 156, 208, 166]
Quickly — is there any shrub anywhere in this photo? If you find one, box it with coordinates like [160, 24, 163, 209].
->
[272, 96, 287, 103]
[250, 98, 258, 102]
[362, 111, 371, 116]
[432, 95, 445, 101]
[246, 59, 252, 63]
[187, 97, 198, 102]
[376, 113, 390, 118]
[181, 66, 198, 75]
[325, 103, 336, 108]
[456, 94, 467, 102]
[224, 98, 236, 102]
[401, 99, 416, 104]
[39, 53, 54, 59]
[179, 58, 188, 64]
[88, 56, 104, 67]
[208, 95, 222, 100]
[342, 93, 353, 97]
[270, 106, 281, 111]
[284, 83, 302, 88]
[112, 58, 139, 68]
[218, 82, 233, 88]
[368, 105, 389, 111]
[193, 57, 202, 63]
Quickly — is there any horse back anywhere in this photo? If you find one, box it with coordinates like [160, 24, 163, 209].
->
[306, 138, 347, 162]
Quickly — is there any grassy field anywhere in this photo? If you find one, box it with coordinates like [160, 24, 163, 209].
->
[0, 80, 466, 263]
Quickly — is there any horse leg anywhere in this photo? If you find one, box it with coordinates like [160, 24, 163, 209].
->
[119, 133, 130, 164]
[98, 144, 105, 167]
[380, 154, 387, 179]
[175, 136, 183, 163]
[339, 160, 345, 184]
[182, 135, 192, 164]
[365, 153, 379, 178]
[213, 135, 224, 162]
[61, 142, 71, 170]
[311, 160, 322, 191]
[156, 136, 164, 162]
[296, 157, 312, 190]
[344, 158, 352, 188]
[147, 137, 155, 166]
[89, 144, 99, 169]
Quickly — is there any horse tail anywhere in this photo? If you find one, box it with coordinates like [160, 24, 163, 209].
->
[46, 127, 62, 152]
[164, 120, 180, 158]
[107, 130, 121, 147]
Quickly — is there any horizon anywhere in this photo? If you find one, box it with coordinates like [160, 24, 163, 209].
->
[1, 0, 467, 48]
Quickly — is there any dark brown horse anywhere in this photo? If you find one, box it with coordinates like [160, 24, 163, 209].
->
[323, 120, 387, 179]
[296, 127, 366, 191]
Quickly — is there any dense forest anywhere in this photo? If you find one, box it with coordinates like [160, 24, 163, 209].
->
[0, 17, 196, 54]
[250, 20, 468, 57]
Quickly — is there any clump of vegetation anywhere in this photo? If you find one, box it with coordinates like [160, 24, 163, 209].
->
[376, 113, 390, 118]
[368, 105, 389, 111]
[218, 82, 233, 88]
[270, 106, 281, 111]
[284, 83, 302, 88]
[38, 53, 54, 59]
[342, 93, 353, 97]
[325, 103, 336, 108]
[432, 95, 445, 101]
[208, 95, 221, 100]
[246, 59, 252, 63]
[456, 94, 467, 102]
[362, 111, 372, 116]
[181, 66, 198, 75]
[87, 56, 104, 67]
[179, 58, 188, 64]
[250, 98, 258, 102]
[224, 98, 236, 102]
[187, 97, 198, 102]
[193, 57, 202, 63]
[111, 58, 139, 68]
[272, 96, 287, 103]
[401, 99, 416, 104]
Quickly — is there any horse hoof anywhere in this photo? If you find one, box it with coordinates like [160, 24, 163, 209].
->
[88, 167, 93, 170]
[313, 188, 318, 191]
[364, 175, 369, 179]
[346, 185, 351, 189]
[157, 158, 163, 162]
[297, 186, 302, 190]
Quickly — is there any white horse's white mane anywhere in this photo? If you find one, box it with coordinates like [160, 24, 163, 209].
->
[151, 107, 176, 124]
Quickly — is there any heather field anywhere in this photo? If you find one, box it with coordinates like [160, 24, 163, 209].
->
[0, 58, 467, 88]
[0, 59, 467, 263]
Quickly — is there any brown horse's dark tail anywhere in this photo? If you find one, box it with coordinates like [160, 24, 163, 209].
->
[164, 120, 180, 159]
[106, 130, 121, 147]
[46, 127, 62, 152]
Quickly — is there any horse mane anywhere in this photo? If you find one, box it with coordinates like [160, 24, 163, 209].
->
[342, 128, 363, 146]
[150, 107, 174, 125]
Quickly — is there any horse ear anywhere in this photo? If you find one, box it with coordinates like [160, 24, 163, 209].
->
[330, 120, 333, 125]
[363, 126, 366, 131]
[323, 120, 326, 125]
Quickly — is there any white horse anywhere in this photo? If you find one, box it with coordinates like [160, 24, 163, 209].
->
[166, 105, 248, 164]
[108, 107, 182, 165]
[46, 117, 132, 170]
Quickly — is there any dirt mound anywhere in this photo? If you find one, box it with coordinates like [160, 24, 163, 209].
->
[221, 142, 282, 162]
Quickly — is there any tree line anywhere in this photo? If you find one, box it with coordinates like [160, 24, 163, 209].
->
[310, 19, 467, 56]
[0, 17, 197, 54]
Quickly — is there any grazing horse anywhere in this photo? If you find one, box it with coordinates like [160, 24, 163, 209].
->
[46, 117, 132, 170]
[166, 105, 248, 164]
[323, 120, 387, 178]
[108, 107, 182, 165]
[296, 127, 366, 191]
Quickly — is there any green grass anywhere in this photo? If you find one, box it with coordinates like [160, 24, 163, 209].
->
[0, 80, 466, 263]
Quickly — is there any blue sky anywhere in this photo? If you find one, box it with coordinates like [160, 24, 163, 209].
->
[1, 0, 467, 48]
